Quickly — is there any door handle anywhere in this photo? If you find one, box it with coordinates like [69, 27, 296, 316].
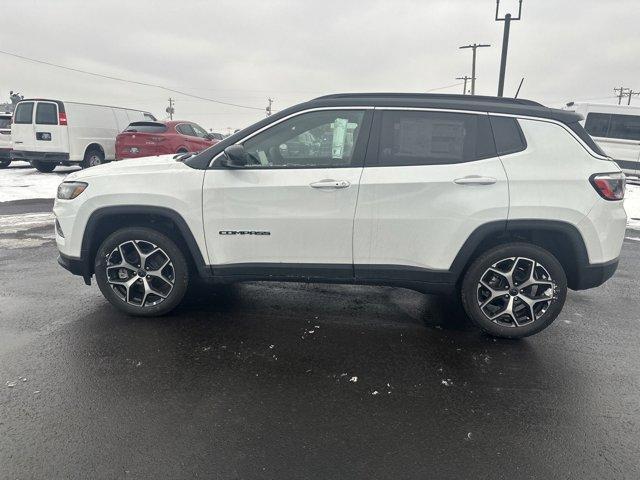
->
[309, 179, 351, 189]
[454, 175, 497, 185]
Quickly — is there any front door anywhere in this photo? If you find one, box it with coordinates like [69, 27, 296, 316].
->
[202, 108, 372, 278]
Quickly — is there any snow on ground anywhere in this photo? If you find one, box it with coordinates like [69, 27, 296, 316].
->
[0, 165, 79, 202]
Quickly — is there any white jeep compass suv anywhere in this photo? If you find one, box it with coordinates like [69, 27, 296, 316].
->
[53, 93, 626, 338]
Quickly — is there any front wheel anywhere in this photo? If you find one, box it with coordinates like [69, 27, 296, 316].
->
[95, 227, 189, 316]
[31, 160, 56, 172]
[460, 243, 567, 338]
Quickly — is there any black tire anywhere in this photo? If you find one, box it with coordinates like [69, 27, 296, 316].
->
[0, 159, 10, 168]
[95, 227, 189, 316]
[82, 148, 104, 168]
[460, 242, 567, 339]
[176, 148, 188, 154]
[31, 160, 56, 173]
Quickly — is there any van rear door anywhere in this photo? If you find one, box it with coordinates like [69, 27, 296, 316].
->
[11, 101, 36, 152]
[33, 101, 68, 154]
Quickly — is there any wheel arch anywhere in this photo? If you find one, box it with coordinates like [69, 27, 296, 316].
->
[84, 143, 105, 159]
[451, 219, 590, 290]
[80, 206, 209, 280]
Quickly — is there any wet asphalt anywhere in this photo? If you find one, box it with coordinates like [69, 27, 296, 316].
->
[0, 200, 639, 480]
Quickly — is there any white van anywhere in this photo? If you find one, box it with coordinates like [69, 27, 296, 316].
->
[567, 102, 640, 179]
[10, 99, 156, 172]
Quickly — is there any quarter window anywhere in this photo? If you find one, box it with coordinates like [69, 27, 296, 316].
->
[14, 102, 34, 124]
[35, 103, 58, 125]
[489, 116, 527, 155]
[377, 111, 496, 166]
[243, 110, 366, 168]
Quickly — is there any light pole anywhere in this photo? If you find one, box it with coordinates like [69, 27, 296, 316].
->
[459, 44, 491, 95]
[495, 0, 523, 97]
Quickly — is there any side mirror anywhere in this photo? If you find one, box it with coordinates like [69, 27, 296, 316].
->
[220, 144, 248, 168]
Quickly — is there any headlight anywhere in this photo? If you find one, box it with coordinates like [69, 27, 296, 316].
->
[57, 181, 88, 200]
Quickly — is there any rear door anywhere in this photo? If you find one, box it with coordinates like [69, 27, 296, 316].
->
[34, 101, 67, 153]
[353, 109, 509, 279]
[11, 101, 36, 151]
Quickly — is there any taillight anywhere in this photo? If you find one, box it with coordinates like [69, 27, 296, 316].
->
[58, 112, 67, 126]
[590, 172, 625, 201]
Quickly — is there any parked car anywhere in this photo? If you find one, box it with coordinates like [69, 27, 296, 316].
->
[10, 98, 156, 172]
[115, 121, 219, 160]
[53, 93, 626, 338]
[567, 102, 640, 180]
[0, 111, 12, 168]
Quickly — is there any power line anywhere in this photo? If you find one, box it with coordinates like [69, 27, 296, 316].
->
[0, 49, 265, 111]
[426, 82, 465, 93]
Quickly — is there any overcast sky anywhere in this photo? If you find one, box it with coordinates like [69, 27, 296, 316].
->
[1, 0, 639, 132]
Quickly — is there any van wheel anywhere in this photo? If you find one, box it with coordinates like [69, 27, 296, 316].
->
[460, 243, 567, 339]
[94, 227, 190, 316]
[31, 160, 56, 173]
[83, 149, 104, 168]
[0, 159, 10, 168]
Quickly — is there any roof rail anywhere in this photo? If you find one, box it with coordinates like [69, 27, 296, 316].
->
[314, 92, 542, 107]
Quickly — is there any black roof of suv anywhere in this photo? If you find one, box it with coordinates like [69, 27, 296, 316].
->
[186, 93, 583, 169]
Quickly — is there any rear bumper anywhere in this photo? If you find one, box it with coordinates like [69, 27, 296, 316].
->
[11, 150, 70, 163]
[572, 258, 619, 290]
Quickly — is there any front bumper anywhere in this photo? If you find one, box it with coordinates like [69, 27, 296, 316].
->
[57, 253, 92, 285]
[11, 150, 70, 163]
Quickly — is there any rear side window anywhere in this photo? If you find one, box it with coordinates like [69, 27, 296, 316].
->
[0, 117, 11, 129]
[609, 114, 640, 141]
[14, 102, 34, 124]
[489, 116, 526, 155]
[377, 111, 496, 166]
[125, 122, 167, 133]
[35, 103, 58, 125]
[584, 113, 610, 137]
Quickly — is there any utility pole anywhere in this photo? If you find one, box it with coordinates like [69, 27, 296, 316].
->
[166, 98, 175, 120]
[626, 90, 640, 105]
[456, 76, 473, 95]
[266, 97, 274, 117]
[495, 0, 523, 97]
[459, 43, 491, 95]
[614, 87, 629, 105]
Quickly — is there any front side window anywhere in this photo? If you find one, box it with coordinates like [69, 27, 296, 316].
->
[14, 102, 34, 124]
[377, 111, 495, 166]
[36, 103, 58, 125]
[243, 110, 366, 168]
[177, 124, 196, 136]
[584, 113, 610, 137]
[191, 123, 209, 138]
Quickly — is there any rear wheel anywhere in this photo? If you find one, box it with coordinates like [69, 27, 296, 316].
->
[0, 159, 10, 168]
[95, 227, 190, 316]
[82, 149, 104, 168]
[31, 160, 56, 173]
[460, 243, 567, 338]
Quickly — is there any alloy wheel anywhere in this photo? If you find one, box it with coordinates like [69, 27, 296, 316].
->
[105, 239, 175, 307]
[476, 256, 556, 327]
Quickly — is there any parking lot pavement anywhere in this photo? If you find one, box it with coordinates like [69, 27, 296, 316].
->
[0, 224, 639, 479]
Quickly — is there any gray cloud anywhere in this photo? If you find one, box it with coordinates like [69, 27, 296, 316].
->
[2, 0, 639, 131]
